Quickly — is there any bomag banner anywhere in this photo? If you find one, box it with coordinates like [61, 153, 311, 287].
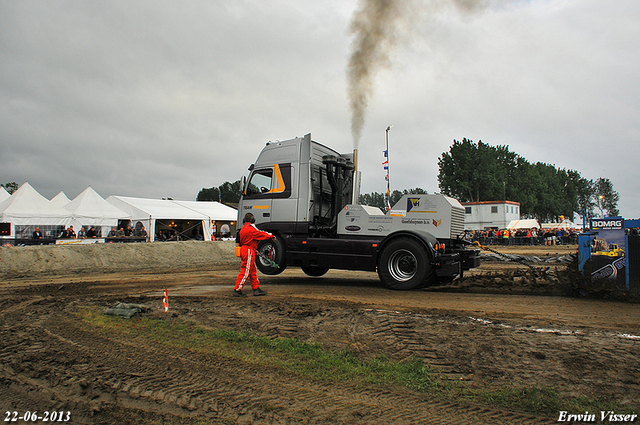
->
[589, 217, 626, 287]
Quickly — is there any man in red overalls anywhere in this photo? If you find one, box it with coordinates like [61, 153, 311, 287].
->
[234, 212, 274, 297]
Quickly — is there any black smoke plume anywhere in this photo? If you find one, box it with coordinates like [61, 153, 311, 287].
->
[347, 0, 409, 147]
[346, 0, 490, 147]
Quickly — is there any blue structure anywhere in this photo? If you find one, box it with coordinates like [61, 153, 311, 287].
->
[578, 218, 637, 290]
[577, 233, 596, 274]
[625, 219, 640, 228]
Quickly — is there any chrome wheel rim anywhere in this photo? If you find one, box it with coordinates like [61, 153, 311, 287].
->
[259, 244, 275, 266]
[388, 249, 417, 282]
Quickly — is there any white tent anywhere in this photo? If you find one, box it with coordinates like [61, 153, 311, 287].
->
[51, 191, 71, 206]
[541, 219, 578, 229]
[506, 219, 540, 229]
[174, 200, 238, 238]
[64, 187, 130, 237]
[106, 196, 236, 241]
[0, 182, 72, 238]
[173, 200, 237, 221]
[0, 187, 10, 203]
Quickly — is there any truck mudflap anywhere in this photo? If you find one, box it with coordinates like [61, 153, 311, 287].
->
[434, 253, 461, 278]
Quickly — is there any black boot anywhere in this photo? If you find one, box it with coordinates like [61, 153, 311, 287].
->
[232, 289, 246, 297]
[253, 288, 267, 296]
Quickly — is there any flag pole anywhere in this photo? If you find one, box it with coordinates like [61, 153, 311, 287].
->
[385, 125, 392, 211]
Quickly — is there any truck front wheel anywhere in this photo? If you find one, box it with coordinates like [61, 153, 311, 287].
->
[378, 238, 434, 290]
[256, 236, 287, 275]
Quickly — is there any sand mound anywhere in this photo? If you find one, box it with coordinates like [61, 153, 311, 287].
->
[0, 240, 239, 279]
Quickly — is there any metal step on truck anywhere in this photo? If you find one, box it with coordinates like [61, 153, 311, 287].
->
[238, 133, 480, 290]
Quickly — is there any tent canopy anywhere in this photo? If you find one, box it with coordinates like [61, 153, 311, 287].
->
[51, 191, 71, 206]
[541, 219, 578, 229]
[506, 219, 540, 229]
[0, 182, 71, 226]
[1, 184, 238, 241]
[0, 187, 10, 203]
[173, 200, 238, 222]
[106, 196, 208, 220]
[106, 196, 237, 241]
[65, 187, 129, 235]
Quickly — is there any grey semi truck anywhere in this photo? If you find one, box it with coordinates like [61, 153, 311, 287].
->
[237, 133, 480, 290]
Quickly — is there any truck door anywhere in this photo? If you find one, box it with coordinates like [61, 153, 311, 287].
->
[242, 163, 293, 226]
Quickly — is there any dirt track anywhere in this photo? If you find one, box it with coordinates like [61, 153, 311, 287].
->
[1, 242, 638, 424]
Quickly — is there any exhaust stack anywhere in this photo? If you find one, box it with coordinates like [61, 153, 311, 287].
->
[352, 149, 359, 204]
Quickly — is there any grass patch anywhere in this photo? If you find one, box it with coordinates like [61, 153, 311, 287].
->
[78, 308, 633, 415]
[81, 308, 439, 392]
[459, 386, 624, 415]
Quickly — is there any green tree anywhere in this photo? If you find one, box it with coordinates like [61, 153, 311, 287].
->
[197, 180, 242, 204]
[437, 138, 484, 202]
[437, 138, 619, 222]
[359, 192, 386, 210]
[594, 178, 620, 217]
[560, 169, 582, 219]
[389, 190, 404, 208]
[530, 162, 560, 222]
[1, 182, 18, 194]
[218, 180, 242, 204]
[511, 158, 536, 217]
[574, 176, 595, 219]
[437, 139, 518, 202]
[196, 187, 219, 202]
[403, 188, 428, 195]
[359, 188, 427, 212]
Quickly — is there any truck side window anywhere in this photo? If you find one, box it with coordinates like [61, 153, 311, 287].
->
[246, 169, 273, 196]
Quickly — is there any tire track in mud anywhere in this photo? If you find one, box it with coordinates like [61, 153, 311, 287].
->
[0, 297, 555, 425]
[186, 299, 556, 424]
[189, 296, 639, 415]
[367, 313, 474, 381]
[44, 318, 528, 424]
[361, 308, 640, 403]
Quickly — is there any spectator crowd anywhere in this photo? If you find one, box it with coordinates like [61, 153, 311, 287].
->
[55, 224, 149, 240]
[466, 227, 579, 246]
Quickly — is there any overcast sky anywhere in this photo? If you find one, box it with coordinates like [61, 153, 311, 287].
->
[1, 0, 638, 219]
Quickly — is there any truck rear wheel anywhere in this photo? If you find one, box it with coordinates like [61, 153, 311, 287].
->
[378, 238, 434, 290]
[256, 237, 287, 275]
[301, 265, 329, 277]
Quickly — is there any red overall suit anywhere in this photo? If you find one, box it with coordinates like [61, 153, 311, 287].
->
[234, 223, 274, 291]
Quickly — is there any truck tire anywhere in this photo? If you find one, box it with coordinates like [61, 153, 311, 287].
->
[301, 265, 329, 277]
[256, 236, 287, 275]
[378, 237, 434, 290]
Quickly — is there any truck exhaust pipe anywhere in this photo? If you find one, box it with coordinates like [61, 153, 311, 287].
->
[351, 149, 358, 204]
[322, 154, 340, 227]
[322, 150, 358, 234]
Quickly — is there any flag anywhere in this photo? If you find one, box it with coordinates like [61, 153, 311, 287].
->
[383, 150, 388, 157]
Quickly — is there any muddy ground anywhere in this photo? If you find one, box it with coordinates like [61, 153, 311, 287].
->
[0, 242, 638, 424]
